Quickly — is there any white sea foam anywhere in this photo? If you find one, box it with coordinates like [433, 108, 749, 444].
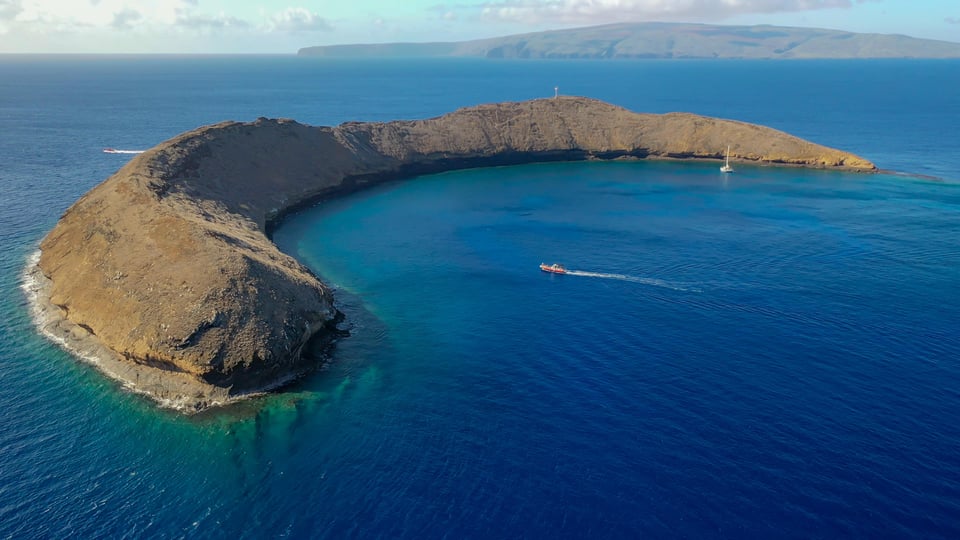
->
[19, 250, 237, 412]
[21, 250, 114, 373]
[563, 269, 702, 292]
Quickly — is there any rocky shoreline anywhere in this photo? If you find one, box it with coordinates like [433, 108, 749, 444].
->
[29, 97, 876, 412]
[22, 252, 310, 410]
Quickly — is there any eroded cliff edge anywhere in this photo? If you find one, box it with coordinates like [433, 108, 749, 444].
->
[30, 97, 876, 410]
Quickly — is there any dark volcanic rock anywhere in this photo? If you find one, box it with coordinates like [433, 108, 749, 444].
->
[30, 97, 876, 410]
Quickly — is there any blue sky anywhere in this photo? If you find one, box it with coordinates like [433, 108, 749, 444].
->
[1, 0, 957, 53]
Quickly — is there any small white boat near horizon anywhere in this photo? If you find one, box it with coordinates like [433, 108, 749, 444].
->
[720, 145, 734, 173]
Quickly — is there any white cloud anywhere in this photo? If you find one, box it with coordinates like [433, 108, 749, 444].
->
[0, 0, 23, 21]
[0, 2, 334, 40]
[474, 0, 877, 24]
[176, 10, 249, 30]
[264, 7, 332, 33]
[110, 8, 141, 30]
[7, 0, 196, 32]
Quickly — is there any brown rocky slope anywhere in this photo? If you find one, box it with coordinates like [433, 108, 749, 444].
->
[31, 97, 876, 410]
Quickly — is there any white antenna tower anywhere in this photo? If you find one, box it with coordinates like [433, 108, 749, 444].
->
[554, 86, 559, 99]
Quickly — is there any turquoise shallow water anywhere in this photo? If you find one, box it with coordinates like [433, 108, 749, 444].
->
[1, 57, 959, 538]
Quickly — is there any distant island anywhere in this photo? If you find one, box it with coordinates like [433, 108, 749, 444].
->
[29, 97, 875, 412]
[298, 22, 960, 60]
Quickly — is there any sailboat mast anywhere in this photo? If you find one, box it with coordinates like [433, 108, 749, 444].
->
[720, 145, 734, 173]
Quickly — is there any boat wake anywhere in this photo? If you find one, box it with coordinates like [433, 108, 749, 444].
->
[103, 148, 145, 154]
[563, 270, 702, 292]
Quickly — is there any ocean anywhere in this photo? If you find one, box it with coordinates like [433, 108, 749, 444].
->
[1, 56, 958, 538]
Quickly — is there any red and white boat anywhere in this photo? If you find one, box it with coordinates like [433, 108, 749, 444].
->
[539, 263, 567, 274]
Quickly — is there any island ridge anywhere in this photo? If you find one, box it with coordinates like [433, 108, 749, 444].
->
[298, 22, 960, 60]
[28, 97, 876, 411]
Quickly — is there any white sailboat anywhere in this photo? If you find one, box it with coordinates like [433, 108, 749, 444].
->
[720, 145, 734, 173]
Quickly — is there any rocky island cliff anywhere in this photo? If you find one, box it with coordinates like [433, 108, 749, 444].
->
[29, 97, 876, 411]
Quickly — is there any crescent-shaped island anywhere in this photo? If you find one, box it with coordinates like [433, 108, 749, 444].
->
[27, 97, 876, 411]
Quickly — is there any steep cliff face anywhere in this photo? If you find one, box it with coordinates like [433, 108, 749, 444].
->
[32, 97, 876, 410]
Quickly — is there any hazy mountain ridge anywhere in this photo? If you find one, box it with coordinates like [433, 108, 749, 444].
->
[299, 22, 960, 59]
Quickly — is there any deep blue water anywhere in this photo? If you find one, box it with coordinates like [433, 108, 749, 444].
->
[1, 56, 959, 539]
